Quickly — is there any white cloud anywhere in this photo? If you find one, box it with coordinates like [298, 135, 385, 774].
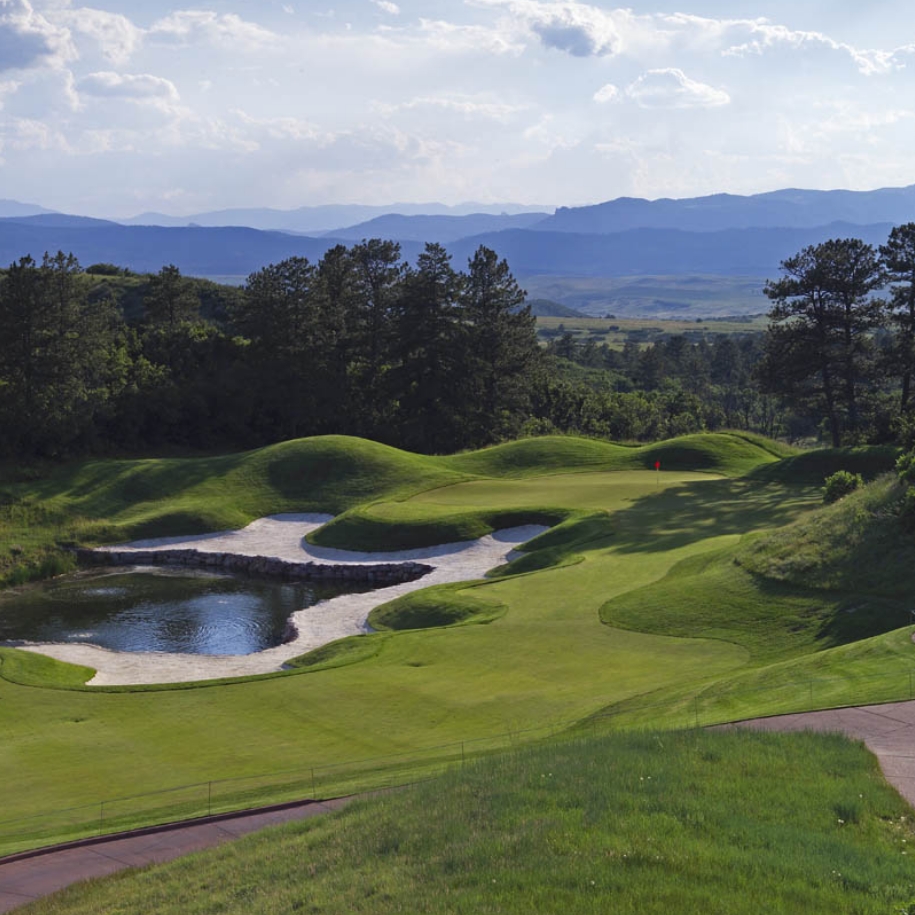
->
[0, 78, 20, 108]
[469, 0, 622, 56]
[0, 0, 74, 72]
[417, 18, 523, 55]
[469, 1, 907, 75]
[593, 83, 619, 104]
[149, 10, 277, 51]
[627, 68, 730, 109]
[1, 115, 69, 151]
[59, 7, 141, 65]
[718, 20, 896, 76]
[232, 109, 326, 143]
[379, 95, 526, 120]
[371, 1, 400, 15]
[78, 71, 179, 103]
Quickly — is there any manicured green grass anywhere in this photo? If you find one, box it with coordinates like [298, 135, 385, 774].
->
[368, 582, 507, 632]
[3, 431, 913, 859]
[602, 546, 910, 665]
[22, 730, 915, 915]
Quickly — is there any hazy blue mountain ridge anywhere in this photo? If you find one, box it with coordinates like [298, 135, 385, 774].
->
[0, 218, 894, 280]
[119, 202, 552, 234]
[321, 212, 549, 242]
[539, 185, 915, 234]
[0, 199, 60, 219]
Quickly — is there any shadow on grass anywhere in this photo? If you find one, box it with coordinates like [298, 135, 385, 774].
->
[607, 478, 820, 555]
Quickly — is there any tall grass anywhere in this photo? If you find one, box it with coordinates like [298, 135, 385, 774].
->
[22, 730, 915, 915]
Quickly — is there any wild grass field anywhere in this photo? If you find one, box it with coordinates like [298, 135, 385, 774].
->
[0, 431, 909, 862]
[523, 274, 769, 319]
[536, 313, 768, 348]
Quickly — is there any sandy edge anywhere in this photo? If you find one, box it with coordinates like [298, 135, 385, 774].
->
[8, 515, 547, 686]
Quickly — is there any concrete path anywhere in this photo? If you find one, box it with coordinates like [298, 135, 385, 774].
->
[721, 699, 915, 807]
[0, 797, 352, 913]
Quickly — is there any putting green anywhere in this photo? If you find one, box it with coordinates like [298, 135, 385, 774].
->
[407, 470, 718, 511]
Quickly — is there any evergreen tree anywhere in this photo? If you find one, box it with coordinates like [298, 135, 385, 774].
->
[0, 252, 126, 456]
[349, 239, 403, 435]
[391, 243, 466, 452]
[462, 246, 539, 445]
[143, 264, 200, 329]
[760, 238, 885, 445]
[880, 223, 915, 413]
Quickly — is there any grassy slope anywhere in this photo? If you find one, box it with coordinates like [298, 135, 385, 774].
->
[23, 730, 915, 915]
[2, 431, 911, 854]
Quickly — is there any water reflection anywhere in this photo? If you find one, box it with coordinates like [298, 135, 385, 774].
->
[0, 568, 371, 656]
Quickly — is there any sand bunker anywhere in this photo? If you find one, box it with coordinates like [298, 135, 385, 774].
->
[13, 515, 547, 686]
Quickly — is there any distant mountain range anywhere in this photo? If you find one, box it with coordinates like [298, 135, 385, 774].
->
[0, 199, 59, 219]
[323, 212, 548, 243]
[538, 186, 915, 234]
[117, 202, 552, 235]
[0, 217, 895, 280]
[2, 184, 914, 317]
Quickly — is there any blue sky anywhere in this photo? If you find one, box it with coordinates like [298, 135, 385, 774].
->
[1, 0, 914, 216]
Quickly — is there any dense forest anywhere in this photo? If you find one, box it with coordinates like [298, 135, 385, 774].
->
[2, 227, 915, 461]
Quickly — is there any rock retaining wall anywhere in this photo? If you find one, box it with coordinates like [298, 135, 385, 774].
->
[75, 548, 433, 585]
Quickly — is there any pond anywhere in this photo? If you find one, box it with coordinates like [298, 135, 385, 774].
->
[0, 568, 373, 656]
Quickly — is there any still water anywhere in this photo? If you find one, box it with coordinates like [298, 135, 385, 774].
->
[0, 568, 371, 656]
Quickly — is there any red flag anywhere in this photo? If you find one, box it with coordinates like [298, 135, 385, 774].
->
[654, 461, 661, 470]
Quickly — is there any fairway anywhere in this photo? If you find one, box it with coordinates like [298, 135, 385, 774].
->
[0, 433, 909, 853]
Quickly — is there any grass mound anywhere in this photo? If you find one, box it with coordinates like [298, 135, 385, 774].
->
[310, 506, 563, 551]
[369, 583, 506, 632]
[601, 546, 909, 664]
[641, 432, 785, 476]
[446, 432, 786, 479]
[736, 475, 915, 598]
[747, 445, 899, 485]
[487, 512, 614, 578]
[28, 730, 915, 915]
[445, 435, 635, 477]
[0, 647, 94, 689]
[285, 634, 389, 671]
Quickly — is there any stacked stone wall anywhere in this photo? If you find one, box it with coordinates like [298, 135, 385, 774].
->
[75, 548, 432, 585]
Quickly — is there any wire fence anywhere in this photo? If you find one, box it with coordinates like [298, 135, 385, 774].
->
[4, 665, 915, 858]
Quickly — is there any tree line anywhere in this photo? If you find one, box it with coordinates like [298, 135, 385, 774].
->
[0, 243, 539, 459]
[3, 226, 915, 462]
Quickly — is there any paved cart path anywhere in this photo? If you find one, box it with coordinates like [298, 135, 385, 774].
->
[0, 797, 352, 913]
[6, 699, 915, 912]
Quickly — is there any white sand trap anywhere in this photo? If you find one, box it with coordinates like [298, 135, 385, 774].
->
[13, 515, 547, 686]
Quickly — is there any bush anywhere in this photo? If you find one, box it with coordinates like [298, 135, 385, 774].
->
[823, 470, 864, 503]
[897, 449, 915, 486]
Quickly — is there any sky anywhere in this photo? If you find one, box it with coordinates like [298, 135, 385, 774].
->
[2, 0, 915, 216]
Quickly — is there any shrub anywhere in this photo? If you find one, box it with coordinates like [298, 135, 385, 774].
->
[823, 470, 864, 503]
[897, 449, 915, 486]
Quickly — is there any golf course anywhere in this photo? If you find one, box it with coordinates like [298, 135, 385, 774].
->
[3, 431, 915, 912]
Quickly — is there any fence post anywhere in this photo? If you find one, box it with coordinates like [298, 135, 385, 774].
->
[311, 767, 316, 798]
[207, 781, 212, 817]
[98, 801, 104, 836]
